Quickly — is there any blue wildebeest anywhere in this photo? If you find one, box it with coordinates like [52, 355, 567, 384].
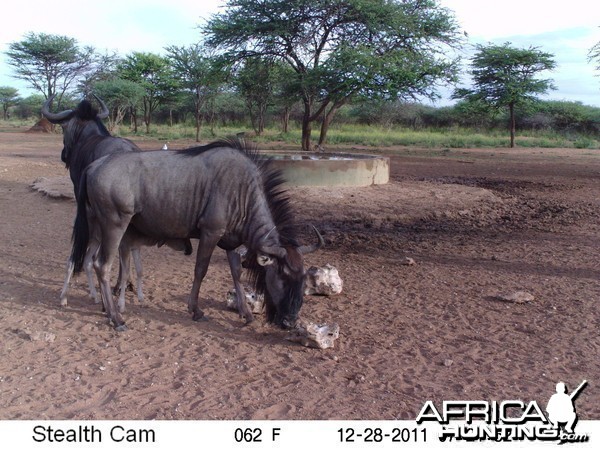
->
[70, 138, 323, 331]
[42, 95, 192, 311]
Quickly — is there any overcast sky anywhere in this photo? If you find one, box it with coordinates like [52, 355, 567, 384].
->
[1, 0, 599, 106]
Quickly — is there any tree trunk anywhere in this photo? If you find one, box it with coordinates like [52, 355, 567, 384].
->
[301, 98, 312, 151]
[143, 98, 151, 134]
[318, 100, 345, 147]
[509, 102, 516, 148]
[195, 112, 203, 143]
[130, 107, 138, 133]
[281, 106, 290, 133]
[258, 103, 266, 135]
[195, 91, 202, 142]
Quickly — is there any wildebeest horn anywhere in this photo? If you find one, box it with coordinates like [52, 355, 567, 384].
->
[93, 94, 110, 119]
[298, 226, 325, 255]
[41, 94, 74, 123]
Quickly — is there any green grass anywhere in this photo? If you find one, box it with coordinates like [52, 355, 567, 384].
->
[5, 117, 599, 149]
[253, 124, 600, 149]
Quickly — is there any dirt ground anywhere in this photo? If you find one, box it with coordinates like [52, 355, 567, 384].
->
[0, 129, 599, 420]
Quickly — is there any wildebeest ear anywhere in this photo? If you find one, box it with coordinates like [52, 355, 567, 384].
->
[257, 253, 275, 266]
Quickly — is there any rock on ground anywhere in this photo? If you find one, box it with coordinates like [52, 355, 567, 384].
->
[286, 320, 340, 349]
[304, 264, 343, 296]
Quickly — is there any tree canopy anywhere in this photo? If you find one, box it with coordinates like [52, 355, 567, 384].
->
[93, 78, 145, 132]
[165, 44, 225, 141]
[205, 0, 463, 150]
[0, 86, 21, 120]
[5, 32, 96, 102]
[453, 42, 556, 147]
[117, 52, 180, 133]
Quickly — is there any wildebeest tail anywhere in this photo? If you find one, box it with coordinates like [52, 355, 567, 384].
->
[71, 169, 90, 273]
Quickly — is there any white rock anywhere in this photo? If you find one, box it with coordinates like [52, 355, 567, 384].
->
[286, 320, 340, 349]
[496, 291, 535, 304]
[304, 264, 343, 296]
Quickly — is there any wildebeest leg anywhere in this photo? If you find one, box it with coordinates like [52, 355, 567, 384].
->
[58, 257, 74, 307]
[58, 237, 100, 306]
[116, 242, 131, 313]
[84, 238, 100, 304]
[115, 244, 143, 313]
[226, 250, 254, 324]
[113, 253, 131, 296]
[131, 248, 144, 303]
[94, 224, 129, 331]
[188, 233, 220, 321]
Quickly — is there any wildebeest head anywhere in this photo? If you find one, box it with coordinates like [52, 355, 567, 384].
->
[255, 226, 324, 329]
[41, 94, 110, 167]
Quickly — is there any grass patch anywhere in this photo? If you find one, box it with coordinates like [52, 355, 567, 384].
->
[253, 124, 599, 149]
[6, 117, 598, 149]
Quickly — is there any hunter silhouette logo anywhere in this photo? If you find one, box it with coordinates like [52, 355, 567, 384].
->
[546, 380, 587, 435]
[417, 379, 590, 443]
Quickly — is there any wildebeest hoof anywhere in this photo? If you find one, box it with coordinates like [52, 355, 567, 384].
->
[115, 324, 128, 332]
[243, 315, 254, 326]
[60, 298, 68, 307]
[192, 310, 205, 321]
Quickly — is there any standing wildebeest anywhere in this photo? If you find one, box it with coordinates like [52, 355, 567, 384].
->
[42, 95, 191, 311]
[71, 139, 323, 331]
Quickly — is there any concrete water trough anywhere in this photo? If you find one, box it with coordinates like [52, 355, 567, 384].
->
[261, 151, 389, 187]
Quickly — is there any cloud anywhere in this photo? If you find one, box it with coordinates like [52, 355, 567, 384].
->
[0, 0, 221, 93]
[443, 0, 599, 40]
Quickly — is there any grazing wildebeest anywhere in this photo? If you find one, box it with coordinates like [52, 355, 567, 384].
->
[41, 95, 192, 311]
[70, 138, 323, 331]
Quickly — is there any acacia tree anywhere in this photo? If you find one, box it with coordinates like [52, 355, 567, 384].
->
[235, 57, 287, 135]
[77, 51, 122, 96]
[93, 78, 145, 132]
[453, 43, 556, 148]
[206, 0, 462, 150]
[273, 64, 300, 133]
[5, 32, 96, 103]
[0, 87, 20, 120]
[118, 52, 180, 133]
[165, 44, 224, 141]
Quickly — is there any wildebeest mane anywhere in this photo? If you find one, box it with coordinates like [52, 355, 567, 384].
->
[178, 137, 298, 244]
[176, 137, 254, 158]
[235, 139, 301, 322]
[245, 158, 300, 322]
